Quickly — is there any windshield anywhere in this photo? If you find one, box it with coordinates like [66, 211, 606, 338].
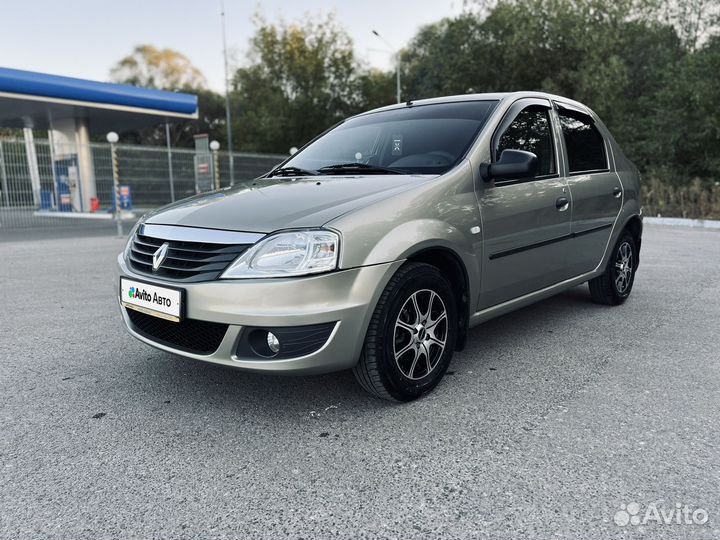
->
[278, 100, 498, 176]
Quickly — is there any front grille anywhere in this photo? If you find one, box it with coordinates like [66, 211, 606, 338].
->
[126, 308, 228, 355]
[127, 232, 251, 282]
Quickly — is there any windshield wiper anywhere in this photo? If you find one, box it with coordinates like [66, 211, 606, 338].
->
[317, 163, 406, 175]
[266, 166, 318, 178]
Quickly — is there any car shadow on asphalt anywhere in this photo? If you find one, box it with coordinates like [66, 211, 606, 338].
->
[130, 284, 599, 411]
[454, 284, 595, 367]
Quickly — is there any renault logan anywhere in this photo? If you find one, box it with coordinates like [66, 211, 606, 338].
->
[118, 92, 642, 401]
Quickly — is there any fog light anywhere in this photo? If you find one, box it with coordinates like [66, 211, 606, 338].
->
[239, 323, 336, 360]
[267, 332, 280, 354]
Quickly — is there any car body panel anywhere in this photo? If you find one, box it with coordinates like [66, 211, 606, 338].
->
[549, 101, 624, 276]
[476, 176, 573, 308]
[327, 160, 483, 321]
[118, 253, 403, 374]
[144, 174, 428, 233]
[564, 169, 622, 276]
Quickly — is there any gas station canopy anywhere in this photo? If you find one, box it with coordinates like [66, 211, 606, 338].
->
[0, 67, 199, 215]
[0, 67, 198, 132]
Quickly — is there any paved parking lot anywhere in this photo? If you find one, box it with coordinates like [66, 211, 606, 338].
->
[1, 225, 719, 539]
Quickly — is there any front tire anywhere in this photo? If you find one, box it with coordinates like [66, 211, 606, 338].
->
[353, 262, 458, 401]
[588, 230, 637, 305]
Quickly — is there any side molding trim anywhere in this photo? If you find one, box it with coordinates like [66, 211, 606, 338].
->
[488, 223, 612, 260]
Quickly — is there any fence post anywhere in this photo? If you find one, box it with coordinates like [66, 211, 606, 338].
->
[107, 132, 123, 237]
[165, 121, 175, 203]
[0, 141, 9, 207]
[46, 127, 60, 211]
[210, 140, 220, 190]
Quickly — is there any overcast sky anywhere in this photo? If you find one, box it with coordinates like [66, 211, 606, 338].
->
[0, 0, 464, 92]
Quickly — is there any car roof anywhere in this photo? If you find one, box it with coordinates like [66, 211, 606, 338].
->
[358, 91, 592, 117]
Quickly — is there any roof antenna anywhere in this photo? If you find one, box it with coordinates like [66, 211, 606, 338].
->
[405, 99, 413, 107]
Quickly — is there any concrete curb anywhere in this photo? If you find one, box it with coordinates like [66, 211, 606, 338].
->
[644, 216, 720, 229]
[32, 210, 137, 221]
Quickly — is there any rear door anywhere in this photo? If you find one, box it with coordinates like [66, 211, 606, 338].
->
[553, 102, 622, 276]
[477, 98, 572, 309]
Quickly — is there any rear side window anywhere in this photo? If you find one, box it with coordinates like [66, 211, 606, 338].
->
[558, 111, 607, 173]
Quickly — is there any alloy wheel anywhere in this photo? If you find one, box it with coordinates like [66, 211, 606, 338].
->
[614, 241, 633, 294]
[393, 289, 448, 380]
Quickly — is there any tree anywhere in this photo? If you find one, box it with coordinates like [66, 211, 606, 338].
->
[401, 1, 689, 169]
[401, 0, 719, 214]
[109, 46, 226, 147]
[653, 0, 720, 50]
[115, 88, 228, 148]
[355, 69, 397, 111]
[401, 16, 483, 99]
[231, 15, 390, 153]
[110, 45, 207, 90]
[653, 35, 720, 180]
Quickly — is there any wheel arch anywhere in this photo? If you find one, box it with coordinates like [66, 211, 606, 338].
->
[622, 214, 643, 268]
[405, 246, 471, 351]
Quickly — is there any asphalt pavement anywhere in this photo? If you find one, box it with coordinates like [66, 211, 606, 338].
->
[1, 224, 719, 539]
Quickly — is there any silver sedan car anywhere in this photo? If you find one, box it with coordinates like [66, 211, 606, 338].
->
[118, 91, 642, 401]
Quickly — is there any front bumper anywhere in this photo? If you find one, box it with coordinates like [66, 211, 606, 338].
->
[117, 254, 402, 374]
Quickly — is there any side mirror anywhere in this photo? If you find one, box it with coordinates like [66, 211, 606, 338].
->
[480, 149, 539, 182]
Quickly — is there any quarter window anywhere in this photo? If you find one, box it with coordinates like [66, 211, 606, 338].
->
[496, 106, 556, 177]
[558, 111, 607, 173]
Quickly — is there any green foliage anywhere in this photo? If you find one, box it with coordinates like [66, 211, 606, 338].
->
[355, 70, 397, 111]
[642, 177, 720, 219]
[107, 1, 719, 217]
[109, 48, 226, 148]
[110, 45, 207, 90]
[651, 35, 720, 179]
[116, 89, 228, 149]
[230, 14, 395, 153]
[401, 0, 719, 212]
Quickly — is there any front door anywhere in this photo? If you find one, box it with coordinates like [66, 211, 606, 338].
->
[477, 99, 572, 309]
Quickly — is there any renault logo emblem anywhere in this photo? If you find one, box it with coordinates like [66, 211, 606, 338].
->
[152, 242, 170, 271]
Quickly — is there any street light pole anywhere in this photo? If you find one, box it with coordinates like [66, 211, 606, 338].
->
[395, 50, 401, 105]
[372, 30, 401, 104]
[220, 0, 235, 186]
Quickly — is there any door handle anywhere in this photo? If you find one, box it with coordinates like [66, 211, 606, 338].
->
[555, 196, 569, 211]
[613, 186, 622, 198]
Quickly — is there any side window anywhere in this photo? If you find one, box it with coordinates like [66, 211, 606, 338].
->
[558, 111, 607, 173]
[496, 106, 556, 177]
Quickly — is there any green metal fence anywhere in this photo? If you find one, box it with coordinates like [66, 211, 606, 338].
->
[0, 137, 285, 232]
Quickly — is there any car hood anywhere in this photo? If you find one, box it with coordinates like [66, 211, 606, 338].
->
[144, 175, 429, 233]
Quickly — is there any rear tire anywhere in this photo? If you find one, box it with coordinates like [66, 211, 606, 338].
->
[588, 230, 637, 305]
[353, 262, 457, 402]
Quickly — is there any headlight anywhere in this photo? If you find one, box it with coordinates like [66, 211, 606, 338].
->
[221, 230, 339, 279]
